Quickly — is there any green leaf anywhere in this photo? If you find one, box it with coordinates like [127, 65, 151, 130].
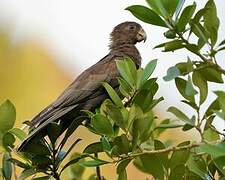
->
[163, 66, 180, 81]
[182, 124, 195, 131]
[111, 134, 131, 155]
[2, 153, 12, 180]
[105, 104, 126, 130]
[168, 106, 194, 125]
[177, 2, 196, 32]
[185, 76, 198, 97]
[164, 40, 184, 52]
[101, 82, 123, 107]
[197, 66, 223, 84]
[203, 128, 220, 142]
[2, 132, 15, 149]
[101, 136, 111, 153]
[117, 159, 132, 174]
[146, 0, 168, 17]
[214, 91, 225, 112]
[205, 98, 220, 117]
[186, 155, 209, 179]
[192, 71, 208, 104]
[199, 143, 225, 158]
[141, 59, 157, 84]
[169, 141, 190, 170]
[164, 29, 176, 39]
[174, 0, 185, 19]
[0, 100, 16, 134]
[83, 142, 103, 154]
[61, 154, 89, 173]
[181, 100, 198, 110]
[91, 114, 114, 136]
[176, 60, 193, 76]
[161, 0, 179, 17]
[126, 5, 167, 27]
[116, 58, 137, 87]
[214, 156, 225, 175]
[118, 77, 132, 97]
[133, 154, 164, 179]
[80, 159, 109, 167]
[32, 176, 51, 180]
[8, 128, 26, 141]
[169, 164, 185, 180]
[69, 153, 85, 179]
[133, 90, 153, 112]
[175, 77, 195, 102]
[118, 170, 127, 180]
[9, 158, 30, 169]
[18, 168, 37, 180]
[203, 0, 220, 46]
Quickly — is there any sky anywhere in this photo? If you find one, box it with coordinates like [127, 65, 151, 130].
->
[0, 0, 225, 129]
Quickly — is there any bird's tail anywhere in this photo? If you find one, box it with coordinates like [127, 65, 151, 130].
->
[18, 104, 82, 152]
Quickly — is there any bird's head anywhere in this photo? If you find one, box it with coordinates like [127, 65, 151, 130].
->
[109, 21, 147, 49]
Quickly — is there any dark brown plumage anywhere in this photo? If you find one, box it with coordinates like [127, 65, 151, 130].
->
[18, 21, 147, 151]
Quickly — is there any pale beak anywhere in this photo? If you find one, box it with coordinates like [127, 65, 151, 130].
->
[136, 28, 147, 42]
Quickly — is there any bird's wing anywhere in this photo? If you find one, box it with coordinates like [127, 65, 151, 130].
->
[30, 53, 120, 127]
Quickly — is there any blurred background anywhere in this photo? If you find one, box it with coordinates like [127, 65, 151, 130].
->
[0, 0, 225, 179]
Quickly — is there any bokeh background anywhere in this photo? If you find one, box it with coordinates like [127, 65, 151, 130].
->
[0, 0, 225, 179]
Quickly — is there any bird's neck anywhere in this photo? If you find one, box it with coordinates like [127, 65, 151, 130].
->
[110, 44, 142, 68]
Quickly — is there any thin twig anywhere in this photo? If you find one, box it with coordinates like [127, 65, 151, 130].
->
[94, 153, 103, 180]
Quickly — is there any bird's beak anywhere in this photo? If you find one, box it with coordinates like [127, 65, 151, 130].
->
[136, 28, 147, 43]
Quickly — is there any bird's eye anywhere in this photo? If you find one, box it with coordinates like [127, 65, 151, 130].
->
[129, 25, 135, 30]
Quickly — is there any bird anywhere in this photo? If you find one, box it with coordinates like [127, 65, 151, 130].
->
[18, 21, 147, 152]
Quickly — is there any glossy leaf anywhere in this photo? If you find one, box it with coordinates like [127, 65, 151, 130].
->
[117, 159, 132, 174]
[141, 59, 157, 85]
[164, 40, 184, 52]
[176, 60, 193, 76]
[186, 155, 209, 179]
[214, 91, 225, 111]
[214, 156, 225, 175]
[185, 76, 198, 97]
[177, 2, 196, 32]
[163, 66, 180, 81]
[118, 77, 132, 97]
[91, 114, 114, 136]
[18, 168, 37, 180]
[83, 142, 103, 154]
[175, 77, 195, 102]
[203, 0, 220, 46]
[146, 0, 168, 17]
[162, 0, 179, 16]
[126, 5, 167, 27]
[199, 143, 225, 158]
[0, 100, 16, 134]
[198, 67, 223, 84]
[80, 159, 109, 167]
[168, 106, 194, 125]
[102, 82, 123, 107]
[169, 141, 190, 170]
[192, 71, 208, 104]
[69, 153, 85, 179]
[8, 128, 26, 141]
[169, 164, 185, 180]
[175, 0, 185, 19]
[2, 153, 12, 180]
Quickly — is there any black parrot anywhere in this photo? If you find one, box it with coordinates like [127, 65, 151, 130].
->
[18, 21, 147, 151]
